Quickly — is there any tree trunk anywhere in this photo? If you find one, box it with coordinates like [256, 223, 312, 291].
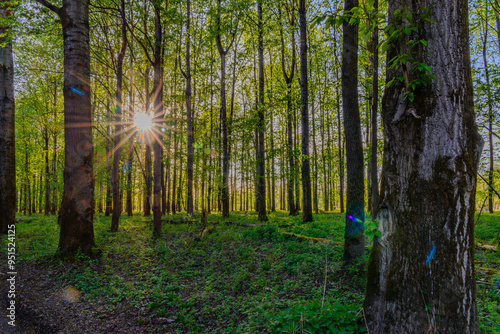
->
[370, 0, 380, 214]
[144, 67, 152, 216]
[0, 0, 16, 233]
[215, 0, 233, 218]
[256, 0, 267, 222]
[342, 0, 364, 265]
[279, 4, 297, 216]
[51, 82, 58, 214]
[364, 1, 483, 332]
[299, 0, 312, 222]
[44, 127, 50, 215]
[111, 0, 127, 232]
[37, 0, 95, 255]
[183, 0, 194, 215]
[152, 4, 163, 238]
[482, 15, 494, 213]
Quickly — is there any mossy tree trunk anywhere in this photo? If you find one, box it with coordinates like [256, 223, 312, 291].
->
[364, 1, 483, 332]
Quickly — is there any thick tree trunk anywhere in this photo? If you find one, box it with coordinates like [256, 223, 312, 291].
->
[256, 0, 267, 222]
[342, 0, 364, 265]
[37, 0, 95, 254]
[111, 0, 127, 232]
[0, 0, 16, 233]
[364, 1, 483, 333]
[299, 0, 312, 222]
[370, 0, 379, 214]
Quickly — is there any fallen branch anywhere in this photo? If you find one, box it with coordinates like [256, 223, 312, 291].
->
[476, 266, 500, 276]
[476, 242, 498, 252]
[162, 220, 263, 227]
[280, 232, 337, 244]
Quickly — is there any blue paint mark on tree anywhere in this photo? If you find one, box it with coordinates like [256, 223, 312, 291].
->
[425, 245, 436, 265]
[71, 87, 86, 96]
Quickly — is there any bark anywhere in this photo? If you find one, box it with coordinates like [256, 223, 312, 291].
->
[299, 0, 312, 222]
[37, 0, 95, 254]
[370, 0, 379, 214]
[0, 0, 16, 233]
[256, 0, 267, 222]
[364, 1, 483, 333]
[111, 0, 127, 232]
[342, 0, 364, 265]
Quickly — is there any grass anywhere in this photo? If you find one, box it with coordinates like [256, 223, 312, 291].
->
[2, 210, 500, 333]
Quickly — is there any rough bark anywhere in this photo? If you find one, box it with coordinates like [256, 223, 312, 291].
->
[370, 0, 379, 214]
[0, 1, 15, 233]
[364, 1, 483, 333]
[299, 0, 312, 222]
[342, 0, 364, 265]
[37, 0, 95, 255]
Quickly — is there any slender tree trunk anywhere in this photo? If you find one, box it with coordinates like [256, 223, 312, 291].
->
[364, 1, 482, 332]
[51, 82, 58, 214]
[299, 0, 312, 222]
[171, 131, 178, 214]
[144, 67, 152, 216]
[183, 0, 194, 215]
[44, 127, 51, 215]
[152, 4, 163, 237]
[482, 17, 494, 213]
[111, 0, 127, 232]
[37, 0, 95, 255]
[279, 5, 297, 216]
[342, 0, 364, 265]
[215, 0, 233, 218]
[0, 1, 16, 232]
[126, 59, 134, 217]
[255, 0, 267, 221]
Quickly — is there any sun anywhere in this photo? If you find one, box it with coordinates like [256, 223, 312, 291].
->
[134, 112, 153, 131]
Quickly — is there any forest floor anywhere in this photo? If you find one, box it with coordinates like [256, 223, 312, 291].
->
[0, 211, 499, 333]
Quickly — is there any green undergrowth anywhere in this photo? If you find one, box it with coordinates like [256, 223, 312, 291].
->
[1, 211, 499, 333]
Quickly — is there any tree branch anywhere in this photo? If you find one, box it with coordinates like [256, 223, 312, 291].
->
[35, 0, 62, 16]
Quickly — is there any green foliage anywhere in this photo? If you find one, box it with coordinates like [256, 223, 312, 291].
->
[267, 300, 366, 334]
[381, 6, 436, 101]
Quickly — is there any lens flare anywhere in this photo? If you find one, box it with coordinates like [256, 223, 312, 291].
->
[134, 112, 153, 131]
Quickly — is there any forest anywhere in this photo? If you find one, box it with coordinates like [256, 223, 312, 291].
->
[0, 0, 499, 333]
